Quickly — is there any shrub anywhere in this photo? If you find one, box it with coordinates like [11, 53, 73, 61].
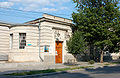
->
[88, 60, 95, 64]
[66, 31, 88, 61]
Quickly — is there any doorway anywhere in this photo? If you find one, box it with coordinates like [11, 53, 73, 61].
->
[55, 41, 63, 63]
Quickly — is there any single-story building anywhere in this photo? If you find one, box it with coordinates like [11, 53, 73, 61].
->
[0, 14, 75, 63]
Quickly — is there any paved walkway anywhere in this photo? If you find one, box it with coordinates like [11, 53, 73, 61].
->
[0, 62, 115, 78]
[0, 62, 67, 74]
[0, 62, 106, 74]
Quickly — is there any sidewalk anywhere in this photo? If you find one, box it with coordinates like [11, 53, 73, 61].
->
[0, 62, 111, 75]
[0, 62, 67, 74]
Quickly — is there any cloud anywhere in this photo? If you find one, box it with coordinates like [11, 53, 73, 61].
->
[8, 0, 56, 12]
[41, 8, 57, 12]
[20, 7, 57, 12]
[9, 0, 70, 3]
[51, 0, 70, 2]
[60, 7, 68, 10]
[19, 4, 40, 11]
[8, 0, 54, 6]
[3, 0, 70, 12]
[0, 2, 14, 8]
[8, 0, 21, 2]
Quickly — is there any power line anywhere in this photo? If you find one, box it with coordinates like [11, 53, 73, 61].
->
[0, 11, 36, 19]
[0, 7, 43, 14]
[0, 7, 72, 23]
[0, 7, 71, 16]
[0, 12, 36, 23]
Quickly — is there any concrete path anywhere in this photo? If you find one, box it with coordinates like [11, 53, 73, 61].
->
[0, 62, 105, 74]
[0, 62, 68, 74]
[0, 62, 116, 78]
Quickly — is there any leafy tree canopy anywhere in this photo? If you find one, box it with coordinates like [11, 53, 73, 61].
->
[72, 0, 120, 51]
[72, 0, 120, 62]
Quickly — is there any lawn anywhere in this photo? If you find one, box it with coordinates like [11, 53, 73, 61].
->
[110, 62, 120, 64]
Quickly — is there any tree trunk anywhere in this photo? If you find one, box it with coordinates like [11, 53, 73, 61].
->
[100, 50, 104, 63]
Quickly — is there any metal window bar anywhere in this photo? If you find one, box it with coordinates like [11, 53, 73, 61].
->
[19, 33, 26, 49]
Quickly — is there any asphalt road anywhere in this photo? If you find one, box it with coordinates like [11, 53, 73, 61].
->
[37, 65, 120, 78]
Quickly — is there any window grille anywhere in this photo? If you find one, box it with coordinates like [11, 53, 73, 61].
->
[19, 33, 26, 49]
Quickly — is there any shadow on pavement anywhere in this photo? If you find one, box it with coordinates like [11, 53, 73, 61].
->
[0, 69, 93, 78]
[1, 65, 120, 78]
[85, 65, 120, 74]
[40, 72, 93, 78]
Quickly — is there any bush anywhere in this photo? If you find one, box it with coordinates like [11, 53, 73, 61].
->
[66, 31, 88, 61]
[88, 60, 95, 64]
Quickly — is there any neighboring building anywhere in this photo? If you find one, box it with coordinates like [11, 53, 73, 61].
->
[0, 14, 75, 63]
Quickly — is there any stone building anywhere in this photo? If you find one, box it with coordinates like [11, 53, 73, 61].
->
[0, 14, 74, 63]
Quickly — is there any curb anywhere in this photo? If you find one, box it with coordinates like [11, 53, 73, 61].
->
[4, 71, 67, 78]
[2, 66, 95, 78]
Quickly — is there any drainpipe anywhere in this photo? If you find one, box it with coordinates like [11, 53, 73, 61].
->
[38, 20, 43, 62]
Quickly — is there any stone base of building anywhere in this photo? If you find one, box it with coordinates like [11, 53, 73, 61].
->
[8, 53, 42, 62]
[8, 53, 75, 64]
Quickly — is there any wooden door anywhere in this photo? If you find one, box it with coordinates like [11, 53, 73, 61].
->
[55, 41, 63, 63]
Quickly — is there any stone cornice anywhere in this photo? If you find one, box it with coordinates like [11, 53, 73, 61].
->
[0, 22, 38, 28]
[0, 22, 11, 27]
[25, 17, 74, 26]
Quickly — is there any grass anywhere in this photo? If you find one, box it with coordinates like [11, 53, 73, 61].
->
[104, 63, 111, 66]
[5, 66, 94, 76]
[104, 62, 120, 66]
[110, 62, 120, 64]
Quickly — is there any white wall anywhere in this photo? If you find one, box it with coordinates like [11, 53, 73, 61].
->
[38, 21, 74, 63]
[0, 26, 9, 55]
[9, 26, 42, 62]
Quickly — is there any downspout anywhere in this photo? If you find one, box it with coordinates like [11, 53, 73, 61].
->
[38, 20, 43, 62]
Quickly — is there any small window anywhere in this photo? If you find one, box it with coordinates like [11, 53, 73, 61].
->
[19, 33, 26, 49]
[10, 34, 13, 49]
[44, 45, 49, 52]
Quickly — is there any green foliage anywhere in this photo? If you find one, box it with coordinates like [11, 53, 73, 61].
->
[73, 0, 119, 10]
[67, 31, 88, 56]
[72, 0, 120, 52]
[88, 60, 95, 64]
[72, 0, 120, 62]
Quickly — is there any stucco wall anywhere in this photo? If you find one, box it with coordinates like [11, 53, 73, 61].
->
[9, 26, 43, 62]
[37, 21, 74, 63]
[0, 14, 74, 63]
[40, 21, 72, 53]
[0, 26, 9, 55]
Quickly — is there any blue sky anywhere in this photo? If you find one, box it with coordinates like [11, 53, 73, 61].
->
[0, 0, 77, 23]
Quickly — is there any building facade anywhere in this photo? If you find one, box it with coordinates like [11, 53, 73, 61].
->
[0, 14, 75, 63]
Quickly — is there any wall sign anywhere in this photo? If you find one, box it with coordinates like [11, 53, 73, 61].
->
[28, 44, 32, 46]
[44, 45, 49, 52]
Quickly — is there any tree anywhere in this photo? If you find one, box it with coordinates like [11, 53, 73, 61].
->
[67, 31, 89, 61]
[72, 0, 120, 63]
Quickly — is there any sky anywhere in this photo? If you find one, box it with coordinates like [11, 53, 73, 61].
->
[0, 0, 77, 23]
